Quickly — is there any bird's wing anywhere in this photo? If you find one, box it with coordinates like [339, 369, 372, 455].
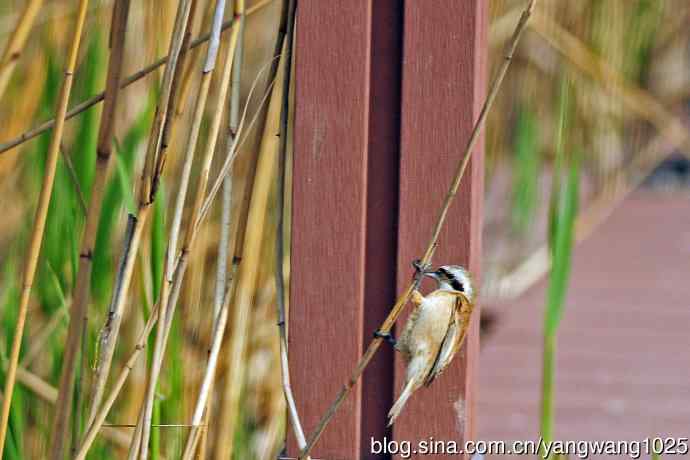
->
[424, 292, 474, 386]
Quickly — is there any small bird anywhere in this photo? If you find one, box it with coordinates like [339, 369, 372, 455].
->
[376, 264, 475, 426]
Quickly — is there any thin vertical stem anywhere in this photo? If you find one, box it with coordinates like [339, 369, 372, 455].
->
[212, 4, 290, 457]
[0, 0, 91, 457]
[274, 0, 308, 455]
[74, 305, 161, 460]
[174, 19, 245, 456]
[85, 0, 195, 434]
[214, 41, 287, 460]
[73, 63, 275, 460]
[216, 0, 245, 325]
[229, 0, 289, 265]
[180, 287, 232, 459]
[0, 0, 44, 100]
[197, 0, 246, 456]
[133, 3, 234, 457]
[49, 1, 132, 457]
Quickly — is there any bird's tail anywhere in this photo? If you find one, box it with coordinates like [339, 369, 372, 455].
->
[387, 378, 417, 426]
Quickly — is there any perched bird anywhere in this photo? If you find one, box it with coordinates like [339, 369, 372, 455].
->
[376, 264, 475, 426]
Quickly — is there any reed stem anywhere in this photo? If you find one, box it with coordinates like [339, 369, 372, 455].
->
[274, 0, 309, 455]
[0, 0, 91, 457]
[0, 0, 275, 156]
[133, 2, 236, 457]
[49, 1, 132, 456]
[86, 0, 195, 443]
[214, 39, 287, 460]
[0, 0, 43, 100]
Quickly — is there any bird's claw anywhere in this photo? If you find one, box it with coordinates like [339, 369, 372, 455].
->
[412, 259, 432, 277]
[374, 330, 397, 347]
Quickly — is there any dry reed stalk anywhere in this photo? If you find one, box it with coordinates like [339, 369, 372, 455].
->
[299, 1, 536, 457]
[84, 0, 195, 432]
[218, 0, 244, 336]
[190, 56, 281, 287]
[158, 0, 201, 157]
[180, 221, 209, 416]
[175, 0, 211, 118]
[175, 51, 200, 118]
[0, 0, 43, 100]
[160, 26, 247, 451]
[213, 36, 287, 460]
[75, 304, 160, 460]
[0, 0, 275, 155]
[129, 3, 233, 458]
[49, 1, 132, 457]
[75, 62, 275, 459]
[530, 11, 690, 157]
[1, 366, 131, 449]
[0, 0, 91, 456]
[167, 3, 220, 301]
[489, 4, 523, 47]
[22, 303, 69, 368]
[14, 367, 56, 403]
[212, 0, 291, 297]
[0, 2, 116, 39]
[179, 287, 231, 459]
[191, 55, 273, 231]
[273, 0, 309, 455]
[86, 213, 144, 424]
[167, 71, 281, 456]
[203, 18, 285, 460]
[195, 0, 246, 456]
[142, 1, 194, 205]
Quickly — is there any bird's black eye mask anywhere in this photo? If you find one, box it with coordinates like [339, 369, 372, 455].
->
[438, 267, 464, 292]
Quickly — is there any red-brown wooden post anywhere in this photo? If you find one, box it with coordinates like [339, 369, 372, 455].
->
[290, 2, 375, 458]
[290, 1, 486, 458]
[394, 0, 487, 455]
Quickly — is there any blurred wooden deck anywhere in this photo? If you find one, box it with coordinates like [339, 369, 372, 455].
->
[478, 191, 690, 445]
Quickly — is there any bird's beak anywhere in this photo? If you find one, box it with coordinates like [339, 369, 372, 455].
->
[422, 269, 441, 280]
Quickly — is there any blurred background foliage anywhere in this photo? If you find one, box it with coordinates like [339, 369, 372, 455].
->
[484, 0, 690, 301]
[0, 0, 688, 458]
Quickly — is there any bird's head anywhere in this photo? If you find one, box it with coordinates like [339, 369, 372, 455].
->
[424, 265, 474, 301]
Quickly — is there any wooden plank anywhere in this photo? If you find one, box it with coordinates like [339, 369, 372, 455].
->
[360, 1, 403, 457]
[289, 1, 373, 457]
[394, 0, 487, 454]
[478, 194, 690, 450]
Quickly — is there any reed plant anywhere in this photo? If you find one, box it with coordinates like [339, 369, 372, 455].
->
[540, 79, 579, 454]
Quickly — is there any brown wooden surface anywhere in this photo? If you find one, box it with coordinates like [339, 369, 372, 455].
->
[290, 1, 486, 458]
[290, 1, 372, 458]
[478, 193, 690, 454]
[393, 0, 487, 455]
[360, 1, 403, 457]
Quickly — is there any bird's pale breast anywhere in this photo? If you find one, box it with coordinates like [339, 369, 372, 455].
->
[404, 292, 455, 357]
